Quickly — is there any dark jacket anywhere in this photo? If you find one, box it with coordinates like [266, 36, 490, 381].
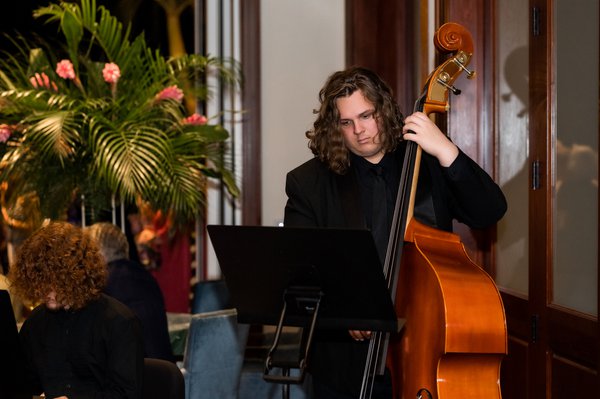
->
[283, 143, 507, 396]
[105, 258, 173, 361]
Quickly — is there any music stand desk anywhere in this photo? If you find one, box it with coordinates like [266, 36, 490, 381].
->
[207, 225, 402, 390]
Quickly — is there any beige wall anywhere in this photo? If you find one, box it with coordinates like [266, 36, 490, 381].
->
[260, 0, 345, 226]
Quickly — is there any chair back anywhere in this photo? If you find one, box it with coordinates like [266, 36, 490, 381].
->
[142, 358, 184, 399]
[182, 308, 249, 399]
[191, 279, 231, 313]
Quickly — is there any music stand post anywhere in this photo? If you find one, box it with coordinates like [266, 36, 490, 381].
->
[263, 287, 322, 399]
[207, 225, 403, 399]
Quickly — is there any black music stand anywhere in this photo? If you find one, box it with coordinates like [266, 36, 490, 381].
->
[207, 225, 403, 399]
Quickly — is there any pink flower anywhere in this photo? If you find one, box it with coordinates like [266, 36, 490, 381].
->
[29, 72, 58, 91]
[0, 124, 12, 143]
[183, 113, 208, 125]
[156, 85, 184, 103]
[102, 62, 121, 84]
[56, 59, 76, 80]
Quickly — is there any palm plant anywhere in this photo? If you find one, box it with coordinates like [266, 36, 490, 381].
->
[0, 0, 239, 227]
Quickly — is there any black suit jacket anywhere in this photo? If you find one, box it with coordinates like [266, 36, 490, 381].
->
[285, 143, 506, 231]
[283, 143, 507, 395]
[105, 259, 174, 362]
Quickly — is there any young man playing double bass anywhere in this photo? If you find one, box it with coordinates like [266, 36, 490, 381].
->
[283, 66, 507, 399]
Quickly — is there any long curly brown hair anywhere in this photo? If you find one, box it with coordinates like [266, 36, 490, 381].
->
[307, 66, 405, 174]
[9, 221, 107, 310]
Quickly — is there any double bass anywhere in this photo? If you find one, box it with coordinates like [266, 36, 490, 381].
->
[360, 23, 508, 399]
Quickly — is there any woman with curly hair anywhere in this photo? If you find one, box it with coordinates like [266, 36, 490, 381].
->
[10, 221, 144, 399]
[283, 66, 507, 399]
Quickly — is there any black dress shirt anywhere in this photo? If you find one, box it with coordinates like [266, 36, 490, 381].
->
[351, 152, 400, 262]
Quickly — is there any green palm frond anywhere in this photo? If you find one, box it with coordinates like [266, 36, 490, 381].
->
[0, 0, 241, 227]
[26, 110, 81, 161]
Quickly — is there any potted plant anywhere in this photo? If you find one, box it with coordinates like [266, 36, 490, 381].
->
[0, 0, 239, 227]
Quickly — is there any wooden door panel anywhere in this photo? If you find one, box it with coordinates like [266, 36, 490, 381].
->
[502, 293, 530, 340]
[551, 357, 597, 398]
[501, 337, 529, 399]
[501, 293, 530, 397]
[548, 308, 598, 368]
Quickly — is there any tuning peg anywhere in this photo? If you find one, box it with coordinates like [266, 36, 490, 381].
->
[436, 72, 462, 95]
[454, 55, 476, 79]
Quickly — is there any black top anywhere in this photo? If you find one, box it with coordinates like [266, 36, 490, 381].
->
[19, 294, 144, 399]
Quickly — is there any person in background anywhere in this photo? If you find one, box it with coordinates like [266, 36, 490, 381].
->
[1, 181, 44, 323]
[85, 222, 174, 362]
[0, 288, 27, 399]
[284, 66, 507, 399]
[135, 200, 192, 314]
[10, 221, 144, 399]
